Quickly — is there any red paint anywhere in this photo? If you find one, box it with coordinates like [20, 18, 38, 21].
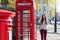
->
[16, 0, 35, 40]
[0, 10, 15, 40]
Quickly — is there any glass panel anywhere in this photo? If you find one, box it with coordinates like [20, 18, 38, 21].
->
[23, 14, 30, 17]
[23, 23, 28, 27]
[18, 11, 20, 18]
[23, 27, 30, 40]
[23, 17, 30, 22]
[18, 23, 20, 40]
[23, 10, 30, 13]
[18, 23, 20, 31]
[18, 10, 30, 40]
[18, 11, 20, 23]
[18, 11, 23, 40]
[18, 11, 20, 40]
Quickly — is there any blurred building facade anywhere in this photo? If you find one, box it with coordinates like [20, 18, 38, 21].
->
[0, 0, 1, 6]
[8, 0, 16, 9]
[0, 0, 55, 17]
[48, 0, 55, 17]
[0, 0, 1, 3]
[36, 0, 55, 18]
[0, 0, 15, 9]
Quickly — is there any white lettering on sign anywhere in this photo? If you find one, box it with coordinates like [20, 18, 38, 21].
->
[18, 3, 31, 6]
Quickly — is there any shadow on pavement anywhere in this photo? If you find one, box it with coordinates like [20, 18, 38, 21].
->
[48, 32, 60, 34]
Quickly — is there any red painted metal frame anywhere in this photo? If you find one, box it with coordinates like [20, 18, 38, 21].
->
[16, 0, 35, 40]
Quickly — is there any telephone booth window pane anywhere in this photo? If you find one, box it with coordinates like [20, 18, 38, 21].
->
[23, 17, 30, 22]
[18, 23, 20, 40]
[18, 23, 20, 31]
[18, 11, 20, 23]
[17, 10, 31, 40]
[23, 23, 30, 40]
[23, 28, 29, 40]
[23, 27, 30, 32]
[18, 11, 20, 17]
[23, 10, 30, 13]
[23, 27, 29, 31]
[18, 15, 20, 18]
[18, 18, 20, 23]
[23, 14, 30, 17]
[23, 30, 30, 40]
[23, 23, 28, 27]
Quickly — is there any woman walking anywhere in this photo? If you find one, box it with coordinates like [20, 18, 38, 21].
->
[39, 14, 49, 40]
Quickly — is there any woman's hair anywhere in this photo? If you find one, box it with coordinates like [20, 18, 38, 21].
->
[41, 14, 47, 24]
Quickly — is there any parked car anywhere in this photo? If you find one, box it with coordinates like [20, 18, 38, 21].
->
[50, 17, 60, 25]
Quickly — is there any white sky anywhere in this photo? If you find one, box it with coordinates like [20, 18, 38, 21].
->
[56, 0, 60, 12]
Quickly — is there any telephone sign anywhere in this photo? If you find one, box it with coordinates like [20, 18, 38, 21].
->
[16, 0, 35, 40]
[18, 3, 31, 6]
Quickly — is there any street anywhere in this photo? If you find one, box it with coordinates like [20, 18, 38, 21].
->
[37, 24, 60, 40]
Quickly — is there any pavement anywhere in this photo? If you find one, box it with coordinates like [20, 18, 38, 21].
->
[37, 24, 60, 40]
[14, 24, 60, 40]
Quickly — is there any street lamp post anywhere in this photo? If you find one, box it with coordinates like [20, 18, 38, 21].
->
[54, 11, 57, 32]
[54, 0, 57, 33]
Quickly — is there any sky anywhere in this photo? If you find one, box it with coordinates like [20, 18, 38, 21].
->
[56, 0, 60, 12]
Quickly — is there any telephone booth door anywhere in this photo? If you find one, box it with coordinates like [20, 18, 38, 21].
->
[16, 1, 35, 40]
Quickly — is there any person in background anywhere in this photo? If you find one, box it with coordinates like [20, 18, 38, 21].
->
[39, 14, 49, 40]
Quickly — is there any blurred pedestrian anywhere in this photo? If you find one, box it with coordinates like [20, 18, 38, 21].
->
[39, 14, 49, 40]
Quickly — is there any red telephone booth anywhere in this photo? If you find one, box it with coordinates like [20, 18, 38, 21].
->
[0, 10, 15, 40]
[16, 0, 35, 40]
